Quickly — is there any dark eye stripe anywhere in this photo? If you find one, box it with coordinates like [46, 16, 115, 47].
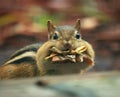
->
[75, 33, 81, 39]
[53, 33, 59, 40]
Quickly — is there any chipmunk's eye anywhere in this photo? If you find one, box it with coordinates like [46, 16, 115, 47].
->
[53, 33, 58, 40]
[75, 33, 81, 39]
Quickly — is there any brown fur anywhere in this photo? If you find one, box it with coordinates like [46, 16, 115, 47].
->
[36, 39, 95, 75]
[0, 19, 95, 79]
[0, 63, 38, 80]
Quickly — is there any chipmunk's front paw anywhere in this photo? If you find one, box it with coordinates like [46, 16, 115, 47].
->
[82, 54, 94, 66]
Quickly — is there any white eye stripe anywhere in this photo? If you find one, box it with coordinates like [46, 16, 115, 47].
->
[74, 30, 81, 39]
[74, 30, 78, 34]
[5, 51, 36, 65]
[54, 31, 59, 34]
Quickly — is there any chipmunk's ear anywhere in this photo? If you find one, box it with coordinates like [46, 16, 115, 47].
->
[47, 20, 56, 39]
[75, 19, 81, 32]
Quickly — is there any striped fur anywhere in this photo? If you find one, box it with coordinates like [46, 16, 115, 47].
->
[5, 43, 42, 65]
[0, 43, 42, 79]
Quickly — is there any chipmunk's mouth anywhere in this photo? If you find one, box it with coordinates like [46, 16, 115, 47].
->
[50, 54, 86, 63]
[50, 54, 77, 62]
[45, 46, 87, 63]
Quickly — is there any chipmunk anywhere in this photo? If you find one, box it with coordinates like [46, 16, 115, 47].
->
[0, 19, 95, 79]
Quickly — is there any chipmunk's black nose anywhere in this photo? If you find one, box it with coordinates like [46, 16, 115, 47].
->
[64, 43, 72, 50]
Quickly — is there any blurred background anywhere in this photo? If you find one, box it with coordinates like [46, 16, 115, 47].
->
[0, 0, 120, 71]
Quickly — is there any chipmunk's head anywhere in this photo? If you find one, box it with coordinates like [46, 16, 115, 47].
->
[36, 19, 94, 75]
[47, 19, 82, 51]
